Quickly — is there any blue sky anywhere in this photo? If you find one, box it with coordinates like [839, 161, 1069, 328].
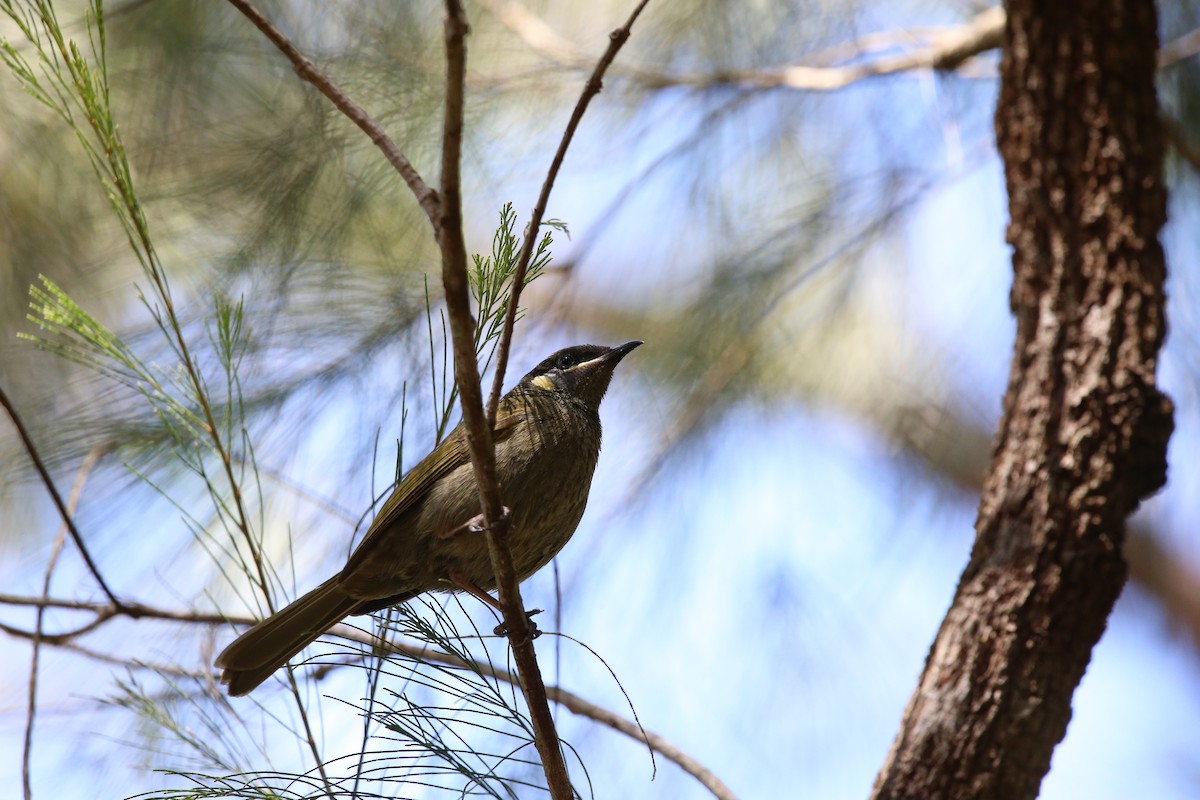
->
[3, 4, 1200, 798]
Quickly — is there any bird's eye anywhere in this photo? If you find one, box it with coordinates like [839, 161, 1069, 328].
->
[555, 353, 575, 370]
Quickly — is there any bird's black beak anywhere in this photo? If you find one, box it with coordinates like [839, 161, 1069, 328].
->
[590, 340, 643, 369]
[564, 340, 642, 405]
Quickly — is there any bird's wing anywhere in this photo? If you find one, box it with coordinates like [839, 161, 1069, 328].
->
[342, 407, 527, 569]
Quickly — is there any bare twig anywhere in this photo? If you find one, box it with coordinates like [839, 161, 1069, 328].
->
[484, 1, 1001, 94]
[23, 446, 104, 800]
[223, 0, 441, 229]
[633, 6, 1004, 90]
[1163, 111, 1200, 175]
[0, 385, 120, 606]
[485, 0, 653, 425]
[544, 683, 737, 800]
[477, 0, 584, 67]
[1159, 26, 1200, 68]
[0, 593, 246, 620]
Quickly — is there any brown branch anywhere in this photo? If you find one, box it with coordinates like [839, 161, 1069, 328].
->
[368, 636, 740, 800]
[0, 386, 120, 606]
[545, 684, 736, 800]
[223, 1, 652, 794]
[486, 2, 1002, 92]
[436, 1, 571, 796]
[1163, 110, 1200, 175]
[223, 0, 441, 230]
[485, 0, 652, 422]
[477, 0, 585, 68]
[649, 6, 1002, 90]
[455, 0, 653, 790]
[1159, 26, 1200, 68]
[0, 596, 250, 640]
[0, 591, 736, 799]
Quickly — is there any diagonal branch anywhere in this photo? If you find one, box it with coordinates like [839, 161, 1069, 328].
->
[224, 0, 441, 229]
[484, 1, 1002, 92]
[485, 0, 653, 424]
[0, 386, 120, 607]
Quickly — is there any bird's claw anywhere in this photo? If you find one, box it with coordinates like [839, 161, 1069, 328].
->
[466, 506, 512, 534]
[494, 608, 543, 639]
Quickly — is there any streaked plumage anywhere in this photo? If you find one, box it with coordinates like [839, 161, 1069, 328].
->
[217, 341, 641, 695]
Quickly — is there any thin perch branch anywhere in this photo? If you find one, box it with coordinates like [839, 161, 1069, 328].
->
[486, 0, 653, 424]
[437, 0, 573, 795]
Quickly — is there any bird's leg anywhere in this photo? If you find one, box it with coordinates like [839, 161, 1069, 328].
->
[448, 569, 543, 639]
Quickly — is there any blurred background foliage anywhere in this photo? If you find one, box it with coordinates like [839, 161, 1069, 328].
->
[2, 1, 1200, 798]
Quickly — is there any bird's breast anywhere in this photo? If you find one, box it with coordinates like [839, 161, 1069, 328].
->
[491, 397, 601, 580]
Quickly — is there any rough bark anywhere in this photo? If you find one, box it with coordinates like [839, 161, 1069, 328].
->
[871, 2, 1174, 798]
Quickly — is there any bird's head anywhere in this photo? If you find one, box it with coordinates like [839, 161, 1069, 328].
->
[519, 341, 642, 409]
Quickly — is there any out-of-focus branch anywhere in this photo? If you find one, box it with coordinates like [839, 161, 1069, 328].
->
[0, 386, 120, 607]
[1163, 111, 1200, 175]
[484, 1, 1200, 99]
[224, 0, 441, 229]
[639, 5, 1004, 90]
[483, 2, 1004, 89]
[23, 445, 104, 800]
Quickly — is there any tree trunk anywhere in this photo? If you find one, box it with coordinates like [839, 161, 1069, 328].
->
[871, 2, 1174, 798]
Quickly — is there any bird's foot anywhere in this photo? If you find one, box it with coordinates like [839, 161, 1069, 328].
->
[463, 506, 512, 534]
[494, 608, 544, 639]
[447, 571, 544, 642]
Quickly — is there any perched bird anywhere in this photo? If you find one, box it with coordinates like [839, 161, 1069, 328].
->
[217, 341, 642, 695]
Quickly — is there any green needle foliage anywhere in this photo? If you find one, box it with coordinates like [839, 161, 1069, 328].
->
[432, 202, 563, 441]
[5, 3, 585, 797]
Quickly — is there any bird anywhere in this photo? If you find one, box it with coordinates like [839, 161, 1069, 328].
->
[216, 340, 642, 695]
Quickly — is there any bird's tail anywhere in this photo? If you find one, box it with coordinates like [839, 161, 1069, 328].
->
[217, 577, 361, 696]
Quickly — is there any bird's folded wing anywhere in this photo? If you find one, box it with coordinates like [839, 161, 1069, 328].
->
[342, 408, 527, 571]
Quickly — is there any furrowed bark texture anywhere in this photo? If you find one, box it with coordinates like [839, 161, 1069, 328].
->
[871, 2, 1173, 799]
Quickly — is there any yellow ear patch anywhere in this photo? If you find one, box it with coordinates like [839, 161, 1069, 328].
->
[531, 375, 556, 391]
